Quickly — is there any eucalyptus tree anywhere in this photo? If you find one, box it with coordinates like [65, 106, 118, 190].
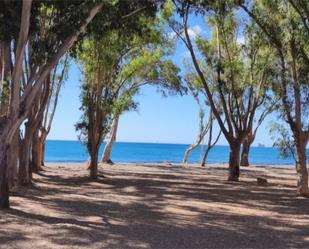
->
[0, 0, 161, 208]
[32, 55, 69, 170]
[240, 105, 274, 166]
[167, 0, 275, 181]
[76, 35, 116, 179]
[237, 0, 309, 195]
[77, 22, 183, 178]
[101, 93, 137, 164]
[182, 83, 222, 165]
[101, 24, 186, 163]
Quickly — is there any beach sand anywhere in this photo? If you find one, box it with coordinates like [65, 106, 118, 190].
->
[1, 162, 309, 248]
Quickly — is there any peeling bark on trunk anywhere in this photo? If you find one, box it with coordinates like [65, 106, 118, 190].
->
[228, 142, 241, 181]
[102, 115, 119, 164]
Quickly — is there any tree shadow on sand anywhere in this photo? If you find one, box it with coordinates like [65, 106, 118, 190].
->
[1, 164, 309, 248]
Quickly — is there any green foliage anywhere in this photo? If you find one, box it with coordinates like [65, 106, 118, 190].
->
[160, 0, 174, 20]
[269, 121, 296, 160]
[241, 0, 309, 128]
[183, 4, 274, 119]
[75, 8, 184, 150]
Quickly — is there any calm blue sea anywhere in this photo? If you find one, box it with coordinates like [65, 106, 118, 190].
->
[45, 140, 299, 165]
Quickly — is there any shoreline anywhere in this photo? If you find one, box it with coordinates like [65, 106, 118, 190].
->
[45, 161, 300, 168]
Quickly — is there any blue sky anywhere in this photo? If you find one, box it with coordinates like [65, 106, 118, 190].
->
[48, 12, 276, 147]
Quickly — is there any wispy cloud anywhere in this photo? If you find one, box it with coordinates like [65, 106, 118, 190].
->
[168, 25, 203, 41]
[236, 35, 245, 45]
[187, 25, 202, 40]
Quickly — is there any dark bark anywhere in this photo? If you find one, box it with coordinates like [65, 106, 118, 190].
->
[200, 117, 221, 167]
[201, 147, 211, 167]
[228, 142, 241, 181]
[179, 5, 262, 181]
[0, 121, 9, 208]
[239, 0, 309, 197]
[89, 146, 99, 179]
[240, 135, 254, 167]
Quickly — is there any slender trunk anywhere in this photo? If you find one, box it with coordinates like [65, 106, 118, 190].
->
[295, 138, 309, 196]
[31, 126, 41, 173]
[102, 115, 119, 163]
[0, 40, 11, 116]
[90, 146, 99, 179]
[7, 131, 19, 191]
[201, 146, 211, 167]
[39, 129, 48, 166]
[200, 116, 221, 167]
[183, 112, 211, 164]
[240, 139, 251, 167]
[41, 139, 46, 166]
[228, 141, 241, 181]
[183, 143, 201, 164]
[0, 121, 9, 208]
[18, 124, 32, 185]
[0, 0, 32, 209]
[0, 149, 9, 209]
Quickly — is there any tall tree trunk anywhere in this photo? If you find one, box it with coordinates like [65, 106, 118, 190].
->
[41, 138, 46, 166]
[295, 138, 309, 196]
[0, 121, 9, 208]
[228, 141, 241, 181]
[0, 40, 11, 116]
[201, 146, 211, 167]
[240, 139, 250, 167]
[90, 145, 99, 179]
[38, 129, 48, 166]
[240, 132, 255, 167]
[31, 126, 41, 173]
[102, 115, 119, 163]
[7, 131, 19, 191]
[183, 142, 201, 164]
[0, 0, 32, 209]
[200, 118, 221, 167]
[18, 124, 32, 186]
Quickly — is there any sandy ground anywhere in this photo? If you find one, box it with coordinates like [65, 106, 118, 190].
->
[0, 162, 309, 249]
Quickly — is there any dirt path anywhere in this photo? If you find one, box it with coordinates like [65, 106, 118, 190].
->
[0, 163, 309, 248]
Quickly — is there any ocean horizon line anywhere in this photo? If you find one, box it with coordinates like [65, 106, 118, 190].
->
[46, 139, 273, 148]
